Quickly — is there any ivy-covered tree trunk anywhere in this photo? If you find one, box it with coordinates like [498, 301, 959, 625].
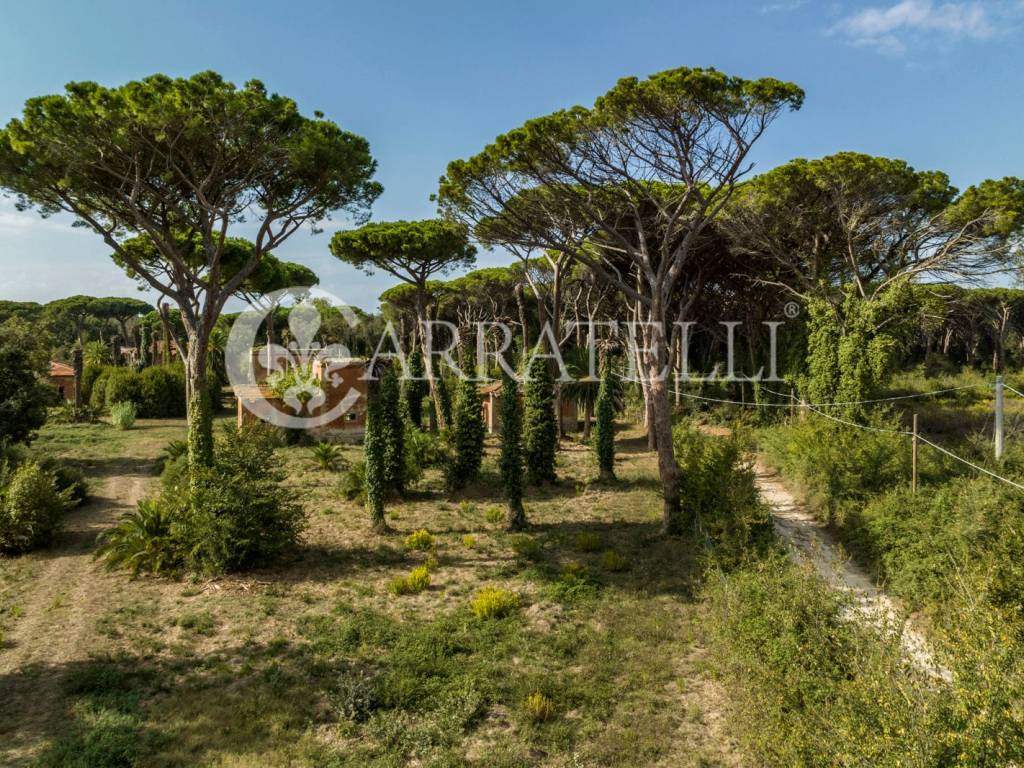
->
[594, 360, 616, 482]
[449, 377, 484, 489]
[524, 357, 558, 485]
[185, 330, 214, 479]
[499, 371, 526, 530]
[404, 348, 425, 428]
[139, 324, 150, 368]
[379, 364, 405, 495]
[364, 377, 388, 533]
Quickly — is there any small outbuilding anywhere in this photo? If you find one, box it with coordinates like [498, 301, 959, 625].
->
[48, 361, 76, 403]
[479, 380, 578, 434]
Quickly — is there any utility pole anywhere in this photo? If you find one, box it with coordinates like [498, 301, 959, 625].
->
[995, 375, 1005, 460]
[911, 412, 918, 494]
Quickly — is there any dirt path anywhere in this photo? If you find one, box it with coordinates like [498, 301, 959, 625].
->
[752, 458, 947, 679]
[0, 461, 155, 764]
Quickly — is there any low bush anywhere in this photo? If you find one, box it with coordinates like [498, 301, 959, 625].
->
[403, 529, 434, 551]
[89, 368, 112, 412]
[599, 550, 630, 572]
[0, 461, 73, 552]
[330, 668, 382, 723]
[470, 587, 519, 619]
[110, 401, 137, 430]
[758, 416, 911, 523]
[484, 505, 504, 524]
[703, 552, 1024, 766]
[510, 535, 541, 560]
[338, 460, 366, 503]
[98, 424, 305, 576]
[79, 363, 105, 404]
[403, 424, 441, 487]
[388, 566, 431, 596]
[674, 422, 774, 568]
[38, 458, 88, 505]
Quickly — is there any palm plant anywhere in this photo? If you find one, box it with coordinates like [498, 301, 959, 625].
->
[311, 441, 344, 471]
[95, 499, 178, 575]
[83, 339, 112, 368]
[561, 347, 600, 440]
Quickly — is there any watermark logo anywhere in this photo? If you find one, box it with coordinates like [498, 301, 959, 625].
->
[225, 287, 363, 429]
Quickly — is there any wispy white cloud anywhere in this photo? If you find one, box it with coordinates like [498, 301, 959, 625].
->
[760, 0, 808, 13]
[831, 0, 998, 54]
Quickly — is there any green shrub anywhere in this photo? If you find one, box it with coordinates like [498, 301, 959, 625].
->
[138, 364, 186, 418]
[0, 342, 53, 444]
[103, 368, 143, 409]
[176, 425, 305, 574]
[846, 477, 1024, 616]
[161, 439, 187, 465]
[470, 587, 519, 619]
[702, 555, 932, 765]
[510, 535, 541, 560]
[89, 368, 112, 412]
[599, 550, 630, 572]
[758, 417, 909, 523]
[674, 422, 774, 568]
[101, 425, 305, 576]
[109, 401, 137, 430]
[403, 529, 434, 551]
[484, 505, 504, 524]
[338, 460, 366, 503]
[160, 453, 188, 494]
[79, 363, 104, 405]
[0, 461, 72, 552]
[404, 424, 440, 486]
[387, 566, 431, 596]
[330, 668, 381, 722]
[96, 499, 178, 575]
[461, 534, 476, 548]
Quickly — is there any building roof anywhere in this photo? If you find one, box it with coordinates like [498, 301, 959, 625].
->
[49, 361, 74, 377]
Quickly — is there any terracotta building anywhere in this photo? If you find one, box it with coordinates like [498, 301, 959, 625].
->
[236, 354, 369, 441]
[48, 361, 77, 403]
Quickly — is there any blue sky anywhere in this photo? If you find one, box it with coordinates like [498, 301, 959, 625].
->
[0, 0, 1021, 311]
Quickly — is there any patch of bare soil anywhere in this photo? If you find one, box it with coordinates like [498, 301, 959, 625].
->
[0, 460, 155, 765]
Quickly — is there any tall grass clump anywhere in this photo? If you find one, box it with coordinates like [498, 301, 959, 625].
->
[109, 401, 137, 430]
